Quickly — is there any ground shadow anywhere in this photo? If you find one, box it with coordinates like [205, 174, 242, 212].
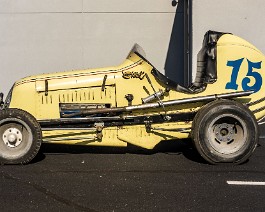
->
[32, 137, 264, 165]
[31, 152, 46, 164]
[33, 138, 206, 164]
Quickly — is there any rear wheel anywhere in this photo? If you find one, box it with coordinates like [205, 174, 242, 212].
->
[192, 99, 258, 164]
[0, 109, 42, 164]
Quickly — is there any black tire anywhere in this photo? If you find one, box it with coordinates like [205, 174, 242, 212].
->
[0, 108, 42, 164]
[192, 99, 258, 164]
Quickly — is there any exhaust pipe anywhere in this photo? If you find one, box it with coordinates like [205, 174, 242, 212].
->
[62, 90, 254, 118]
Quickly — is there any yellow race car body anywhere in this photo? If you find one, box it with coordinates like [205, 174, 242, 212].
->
[1, 31, 264, 164]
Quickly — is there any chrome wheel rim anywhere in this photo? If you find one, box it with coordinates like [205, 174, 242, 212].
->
[3, 127, 23, 148]
[0, 118, 33, 160]
[208, 114, 247, 155]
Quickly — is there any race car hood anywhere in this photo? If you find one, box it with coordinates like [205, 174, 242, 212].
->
[14, 44, 146, 93]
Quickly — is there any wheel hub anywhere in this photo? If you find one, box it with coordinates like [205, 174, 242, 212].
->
[214, 123, 235, 143]
[3, 128, 22, 148]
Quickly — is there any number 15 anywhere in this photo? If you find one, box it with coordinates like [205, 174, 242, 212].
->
[225, 58, 262, 93]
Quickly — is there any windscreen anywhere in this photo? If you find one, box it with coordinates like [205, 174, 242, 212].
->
[126, 43, 146, 59]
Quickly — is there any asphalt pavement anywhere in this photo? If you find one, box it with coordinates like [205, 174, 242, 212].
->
[1, 138, 265, 212]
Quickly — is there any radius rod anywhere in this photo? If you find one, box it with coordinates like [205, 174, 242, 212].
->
[62, 90, 253, 118]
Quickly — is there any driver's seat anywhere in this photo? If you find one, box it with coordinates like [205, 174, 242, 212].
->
[152, 31, 228, 94]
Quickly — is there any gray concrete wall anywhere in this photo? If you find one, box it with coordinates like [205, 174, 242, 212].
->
[0, 0, 182, 95]
[192, 0, 265, 80]
[1, 0, 265, 96]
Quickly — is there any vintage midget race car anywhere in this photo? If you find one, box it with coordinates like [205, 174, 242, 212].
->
[0, 30, 264, 164]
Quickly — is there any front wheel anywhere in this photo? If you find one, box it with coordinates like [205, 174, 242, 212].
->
[192, 99, 258, 164]
[0, 109, 42, 164]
